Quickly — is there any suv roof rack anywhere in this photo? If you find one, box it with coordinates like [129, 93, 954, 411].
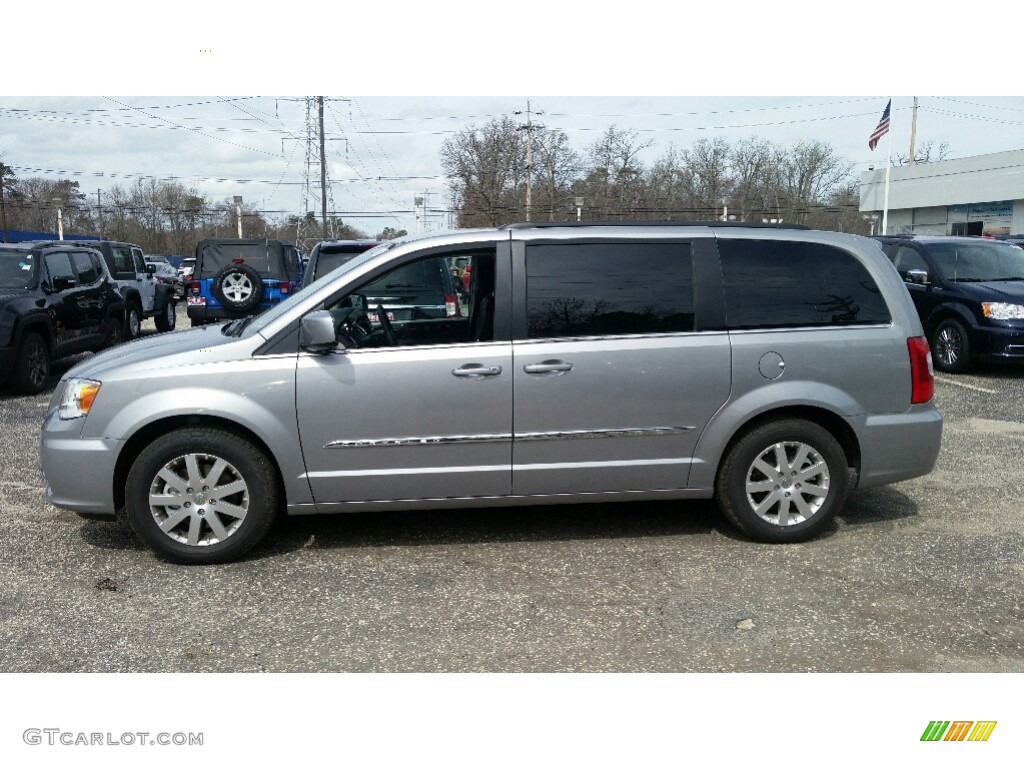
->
[500, 220, 810, 231]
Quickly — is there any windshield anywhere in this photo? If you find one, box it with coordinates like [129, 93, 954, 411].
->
[0, 250, 37, 289]
[313, 244, 379, 281]
[929, 242, 1024, 282]
[242, 240, 397, 338]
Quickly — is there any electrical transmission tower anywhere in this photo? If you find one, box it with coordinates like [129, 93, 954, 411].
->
[294, 97, 340, 251]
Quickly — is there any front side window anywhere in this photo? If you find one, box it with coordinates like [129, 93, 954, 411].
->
[720, 239, 891, 329]
[44, 252, 76, 286]
[324, 251, 494, 349]
[525, 242, 695, 339]
[893, 245, 929, 278]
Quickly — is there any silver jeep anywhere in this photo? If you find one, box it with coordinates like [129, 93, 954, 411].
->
[41, 223, 943, 564]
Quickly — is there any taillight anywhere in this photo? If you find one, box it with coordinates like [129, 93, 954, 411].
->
[445, 294, 458, 317]
[280, 281, 290, 295]
[189, 279, 200, 295]
[907, 336, 934, 404]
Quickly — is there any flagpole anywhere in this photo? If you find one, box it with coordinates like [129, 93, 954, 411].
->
[882, 103, 893, 235]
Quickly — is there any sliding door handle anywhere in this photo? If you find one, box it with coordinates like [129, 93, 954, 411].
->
[523, 360, 574, 375]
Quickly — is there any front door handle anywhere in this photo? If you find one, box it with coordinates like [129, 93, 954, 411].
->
[452, 364, 503, 379]
[523, 360, 574, 375]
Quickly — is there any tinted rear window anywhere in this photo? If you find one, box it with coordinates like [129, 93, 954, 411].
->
[198, 244, 285, 277]
[719, 239, 891, 329]
[525, 242, 695, 338]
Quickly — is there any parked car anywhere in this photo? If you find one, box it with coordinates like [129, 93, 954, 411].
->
[1, 242, 125, 394]
[186, 239, 303, 326]
[875, 235, 1024, 372]
[177, 257, 195, 281]
[41, 222, 942, 564]
[149, 261, 185, 298]
[300, 239, 381, 288]
[37, 239, 176, 337]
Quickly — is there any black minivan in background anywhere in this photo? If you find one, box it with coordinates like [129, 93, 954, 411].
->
[875, 235, 1024, 372]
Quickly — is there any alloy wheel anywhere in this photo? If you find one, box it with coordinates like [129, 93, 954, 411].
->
[743, 441, 831, 526]
[147, 452, 250, 546]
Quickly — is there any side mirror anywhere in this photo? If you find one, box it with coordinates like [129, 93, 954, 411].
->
[300, 310, 340, 354]
[906, 269, 930, 286]
[146, 263, 157, 274]
[48, 276, 75, 292]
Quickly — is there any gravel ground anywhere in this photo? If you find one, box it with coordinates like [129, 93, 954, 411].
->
[1, 306, 1021, 672]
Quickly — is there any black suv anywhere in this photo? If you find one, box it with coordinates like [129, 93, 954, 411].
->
[875, 235, 1024, 372]
[0, 242, 125, 394]
[187, 239, 303, 326]
[35, 239, 177, 338]
[300, 239, 382, 289]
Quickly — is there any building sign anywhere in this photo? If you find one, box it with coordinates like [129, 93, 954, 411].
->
[948, 201, 1013, 236]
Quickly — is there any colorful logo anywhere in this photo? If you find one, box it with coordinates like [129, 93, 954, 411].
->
[921, 721, 997, 742]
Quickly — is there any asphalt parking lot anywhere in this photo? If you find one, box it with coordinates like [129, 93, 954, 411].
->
[0, 305, 1021, 672]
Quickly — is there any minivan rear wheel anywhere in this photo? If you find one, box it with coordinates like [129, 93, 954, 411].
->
[126, 428, 280, 564]
[716, 419, 848, 543]
[930, 317, 972, 373]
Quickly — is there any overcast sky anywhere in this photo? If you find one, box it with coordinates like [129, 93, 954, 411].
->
[4, 4, 1020, 237]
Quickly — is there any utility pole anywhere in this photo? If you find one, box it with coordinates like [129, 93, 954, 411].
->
[515, 100, 544, 222]
[318, 96, 328, 240]
[0, 167, 9, 243]
[908, 96, 919, 165]
[97, 189, 104, 238]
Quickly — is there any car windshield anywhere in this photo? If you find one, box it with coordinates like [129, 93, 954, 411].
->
[313, 245, 377, 281]
[241, 241, 396, 338]
[929, 242, 1024, 282]
[0, 251, 37, 288]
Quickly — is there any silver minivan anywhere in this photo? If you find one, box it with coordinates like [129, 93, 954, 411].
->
[41, 223, 943, 564]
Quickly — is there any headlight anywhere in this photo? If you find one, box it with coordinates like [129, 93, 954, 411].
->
[982, 302, 1024, 320]
[59, 378, 101, 420]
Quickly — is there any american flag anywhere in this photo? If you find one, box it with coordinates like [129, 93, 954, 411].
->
[868, 99, 891, 151]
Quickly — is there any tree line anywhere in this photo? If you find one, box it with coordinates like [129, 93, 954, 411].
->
[0, 166, 402, 253]
[441, 119, 871, 233]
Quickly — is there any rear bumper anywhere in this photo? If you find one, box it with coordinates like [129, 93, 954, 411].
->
[850, 406, 943, 489]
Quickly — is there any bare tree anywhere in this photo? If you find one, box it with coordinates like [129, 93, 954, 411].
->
[440, 116, 526, 227]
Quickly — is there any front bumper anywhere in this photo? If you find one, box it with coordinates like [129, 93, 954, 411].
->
[40, 408, 120, 515]
[973, 324, 1024, 363]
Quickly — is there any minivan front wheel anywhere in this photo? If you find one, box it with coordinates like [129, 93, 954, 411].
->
[716, 419, 848, 543]
[931, 318, 972, 373]
[126, 429, 280, 564]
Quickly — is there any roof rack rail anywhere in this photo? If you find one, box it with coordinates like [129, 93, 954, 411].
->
[500, 220, 810, 231]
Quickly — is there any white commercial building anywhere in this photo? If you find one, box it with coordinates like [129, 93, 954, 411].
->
[859, 149, 1024, 236]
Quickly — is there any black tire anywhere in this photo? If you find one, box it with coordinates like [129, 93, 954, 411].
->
[930, 317, 972, 373]
[715, 419, 848, 543]
[155, 300, 176, 333]
[125, 428, 280, 564]
[13, 332, 50, 395]
[103, 314, 124, 349]
[211, 263, 264, 313]
[125, 302, 142, 340]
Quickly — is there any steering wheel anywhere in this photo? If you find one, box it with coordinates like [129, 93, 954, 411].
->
[376, 303, 397, 346]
